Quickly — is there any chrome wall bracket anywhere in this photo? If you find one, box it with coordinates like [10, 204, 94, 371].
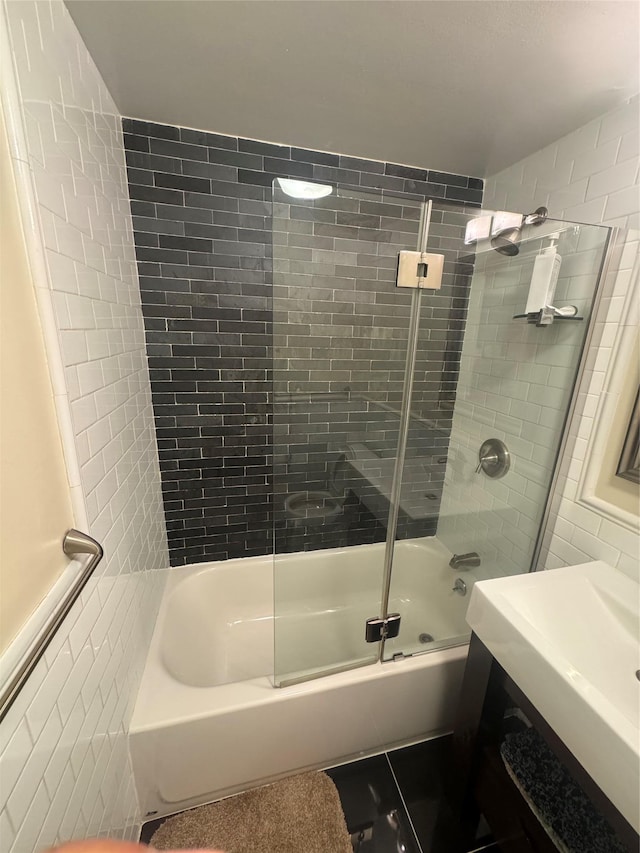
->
[396, 251, 444, 290]
[365, 613, 401, 643]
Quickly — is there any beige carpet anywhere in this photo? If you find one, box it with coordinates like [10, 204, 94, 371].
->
[149, 771, 352, 852]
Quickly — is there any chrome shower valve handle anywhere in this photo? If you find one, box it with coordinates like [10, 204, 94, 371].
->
[476, 438, 510, 479]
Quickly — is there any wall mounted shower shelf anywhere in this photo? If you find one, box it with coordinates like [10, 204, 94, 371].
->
[513, 312, 584, 326]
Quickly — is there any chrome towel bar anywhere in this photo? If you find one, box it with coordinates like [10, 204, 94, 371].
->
[0, 529, 103, 722]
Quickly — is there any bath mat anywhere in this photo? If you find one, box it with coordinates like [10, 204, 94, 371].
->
[500, 727, 626, 853]
[149, 771, 352, 853]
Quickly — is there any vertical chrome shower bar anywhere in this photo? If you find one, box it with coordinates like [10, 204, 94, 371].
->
[378, 200, 433, 653]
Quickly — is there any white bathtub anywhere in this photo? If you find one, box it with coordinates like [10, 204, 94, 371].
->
[130, 537, 470, 819]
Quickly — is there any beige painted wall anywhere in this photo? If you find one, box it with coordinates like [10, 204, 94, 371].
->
[0, 104, 74, 653]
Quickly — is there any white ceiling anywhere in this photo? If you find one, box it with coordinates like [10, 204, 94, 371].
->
[65, 0, 639, 177]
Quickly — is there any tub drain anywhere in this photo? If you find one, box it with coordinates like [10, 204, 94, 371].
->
[419, 632, 434, 644]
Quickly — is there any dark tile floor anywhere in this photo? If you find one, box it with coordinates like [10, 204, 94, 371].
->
[326, 737, 497, 853]
[141, 736, 499, 852]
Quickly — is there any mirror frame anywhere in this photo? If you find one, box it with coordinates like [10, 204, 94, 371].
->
[616, 386, 640, 485]
[578, 229, 640, 531]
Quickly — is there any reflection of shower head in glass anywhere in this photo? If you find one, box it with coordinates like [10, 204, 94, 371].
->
[490, 206, 548, 257]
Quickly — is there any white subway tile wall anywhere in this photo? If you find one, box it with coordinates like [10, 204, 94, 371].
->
[1, 0, 167, 848]
[443, 96, 639, 579]
[487, 96, 639, 232]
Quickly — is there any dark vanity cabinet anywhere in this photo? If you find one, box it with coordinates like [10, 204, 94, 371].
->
[444, 633, 638, 853]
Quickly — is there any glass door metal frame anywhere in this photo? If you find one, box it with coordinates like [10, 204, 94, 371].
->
[376, 200, 433, 661]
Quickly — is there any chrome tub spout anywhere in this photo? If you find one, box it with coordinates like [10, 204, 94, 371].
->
[449, 552, 480, 570]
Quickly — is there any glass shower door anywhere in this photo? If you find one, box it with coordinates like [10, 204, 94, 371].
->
[271, 181, 612, 680]
[271, 179, 424, 686]
[382, 204, 611, 661]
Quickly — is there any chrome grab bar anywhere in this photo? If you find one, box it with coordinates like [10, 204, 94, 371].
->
[0, 529, 103, 722]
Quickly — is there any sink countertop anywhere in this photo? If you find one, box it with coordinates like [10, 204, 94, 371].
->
[466, 561, 640, 834]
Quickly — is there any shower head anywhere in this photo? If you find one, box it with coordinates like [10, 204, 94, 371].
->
[489, 207, 549, 257]
[491, 228, 521, 256]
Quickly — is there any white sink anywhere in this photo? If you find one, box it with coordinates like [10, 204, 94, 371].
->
[466, 561, 640, 833]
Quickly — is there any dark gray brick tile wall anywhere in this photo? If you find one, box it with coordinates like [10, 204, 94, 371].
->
[271, 193, 475, 553]
[123, 119, 482, 565]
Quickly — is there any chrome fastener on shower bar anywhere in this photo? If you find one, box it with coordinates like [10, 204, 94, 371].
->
[396, 250, 444, 289]
[365, 613, 401, 643]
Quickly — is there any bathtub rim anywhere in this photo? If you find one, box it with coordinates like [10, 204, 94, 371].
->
[132, 641, 469, 734]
